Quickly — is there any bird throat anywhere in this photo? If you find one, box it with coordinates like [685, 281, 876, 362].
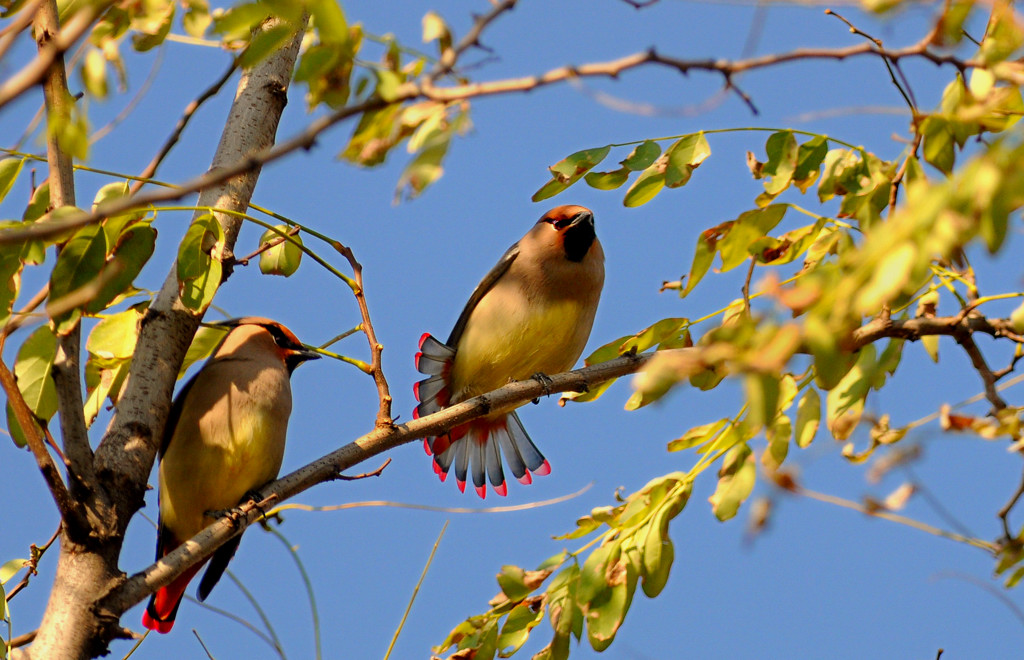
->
[562, 222, 595, 262]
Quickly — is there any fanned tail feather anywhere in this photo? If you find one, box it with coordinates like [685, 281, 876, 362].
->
[415, 334, 549, 497]
[426, 413, 549, 498]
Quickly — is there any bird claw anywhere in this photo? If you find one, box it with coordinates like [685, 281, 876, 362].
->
[531, 372, 554, 397]
[206, 490, 268, 527]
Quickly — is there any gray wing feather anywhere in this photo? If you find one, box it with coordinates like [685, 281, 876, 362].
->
[446, 242, 520, 347]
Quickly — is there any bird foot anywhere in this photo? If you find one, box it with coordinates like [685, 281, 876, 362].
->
[206, 490, 268, 527]
[531, 372, 554, 399]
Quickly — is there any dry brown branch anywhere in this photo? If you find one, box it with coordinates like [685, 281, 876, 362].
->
[36, 0, 107, 520]
[3, 283, 50, 337]
[230, 225, 301, 267]
[0, 34, 976, 248]
[0, 1, 109, 110]
[335, 242, 394, 428]
[997, 466, 1024, 540]
[954, 331, 1008, 411]
[4, 524, 61, 602]
[97, 351, 649, 619]
[429, 0, 517, 78]
[0, 358, 81, 526]
[336, 458, 392, 481]
[0, 0, 42, 64]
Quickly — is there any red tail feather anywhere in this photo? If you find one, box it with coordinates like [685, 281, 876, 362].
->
[142, 562, 203, 633]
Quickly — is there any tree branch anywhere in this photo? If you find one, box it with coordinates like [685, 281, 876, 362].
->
[0, 33, 977, 248]
[0, 1, 109, 110]
[0, 358, 82, 525]
[36, 0, 107, 522]
[97, 351, 650, 619]
[334, 242, 393, 428]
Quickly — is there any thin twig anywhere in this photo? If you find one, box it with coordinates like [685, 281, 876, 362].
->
[99, 352, 648, 619]
[3, 283, 50, 337]
[90, 46, 165, 144]
[793, 483, 998, 552]
[129, 59, 238, 195]
[383, 521, 448, 660]
[4, 523, 61, 602]
[428, 0, 517, 79]
[742, 257, 756, 314]
[264, 526, 319, 660]
[997, 466, 1024, 540]
[268, 482, 594, 517]
[37, 0, 107, 521]
[334, 242, 393, 428]
[0, 33, 979, 247]
[336, 458, 391, 481]
[955, 331, 1007, 411]
[0, 358, 81, 526]
[230, 225, 301, 267]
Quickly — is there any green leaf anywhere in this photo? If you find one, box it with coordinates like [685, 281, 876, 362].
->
[709, 443, 756, 521]
[792, 135, 828, 192]
[179, 325, 229, 376]
[86, 309, 140, 359]
[85, 223, 156, 314]
[763, 414, 791, 471]
[922, 116, 955, 175]
[664, 132, 711, 189]
[496, 565, 533, 602]
[309, 0, 347, 44]
[84, 354, 131, 426]
[177, 214, 225, 313]
[622, 157, 666, 207]
[0, 558, 27, 584]
[211, 1, 269, 41]
[48, 222, 108, 334]
[620, 140, 662, 171]
[0, 238, 23, 328]
[668, 419, 729, 452]
[584, 167, 630, 191]
[744, 372, 780, 434]
[794, 388, 820, 448]
[7, 326, 58, 447]
[258, 225, 303, 276]
[239, 22, 296, 68]
[761, 130, 798, 195]
[0, 157, 24, 204]
[682, 224, 724, 297]
[533, 146, 611, 201]
[497, 602, 545, 656]
[81, 47, 108, 98]
[582, 542, 632, 652]
[826, 345, 876, 440]
[718, 204, 787, 272]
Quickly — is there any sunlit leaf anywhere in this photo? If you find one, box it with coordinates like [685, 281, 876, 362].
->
[794, 387, 820, 448]
[709, 443, 756, 521]
[6, 326, 58, 447]
[177, 213, 225, 313]
[258, 225, 303, 276]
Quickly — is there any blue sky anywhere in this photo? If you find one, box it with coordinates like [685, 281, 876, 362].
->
[2, 0, 1023, 658]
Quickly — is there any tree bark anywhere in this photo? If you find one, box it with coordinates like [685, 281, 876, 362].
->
[21, 18, 306, 660]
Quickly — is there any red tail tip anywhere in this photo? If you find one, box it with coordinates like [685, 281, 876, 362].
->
[142, 610, 174, 634]
[534, 460, 552, 477]
[413, 381, 421, 402]
[475, 484, 487, 498]
[517, 472, 533, 485]
[456, 478, 466, 493]
[424, 438, 432, 455]
[494, 482, 507, 497]
[418, 333, 431, 349]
